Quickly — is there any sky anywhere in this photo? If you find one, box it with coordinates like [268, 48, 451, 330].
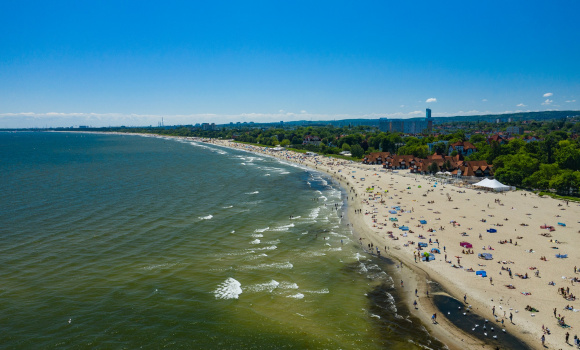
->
[1, 0, 579, 128]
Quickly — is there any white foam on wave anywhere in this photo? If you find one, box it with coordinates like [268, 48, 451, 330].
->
[265, 173, 271, 176]
[386, 292, 397, 313]
[246, 191, 259, 195]
[214, 277, 242, 300]
[358, 262, 368, 273]
[189, 142, 229, 155]
[223, 205, 233, 209]
[303, 288, 329, 294]
[255, 227, 269, 233]
[279, 282, 299, 289]
[354, 252, 366, 261]
[245, 280, 280, 292]
[244, 253, 268, 261]
[252, 233, 263, 238]
[271, 223, 294, 232]
[319, 195, 328, 201]
[287, 293, 304, 299]
[250, 239, 261, 244]
[290, 216, 301, 220]
[199, 215, 213, 220]
[304, 251, 327, 257]
[310, 207, 321, 219]
[327, 247, 342, 252]
[252, 245, 277, 251]
[240, 262, 293, 270]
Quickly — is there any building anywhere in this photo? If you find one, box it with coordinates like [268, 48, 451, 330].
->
[448, 141, 477, 156]
[378, 109, 432, 134]
[506, 126, 524, 135]
[303, 135, 322, 146]
[487, 134, 508, 145]
[363, 152, 493, 178]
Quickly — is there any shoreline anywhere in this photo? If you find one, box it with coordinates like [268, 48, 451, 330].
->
[203, 138, 562, 350]
[199, 138, 513, 349]
[67, 132, 577, 350]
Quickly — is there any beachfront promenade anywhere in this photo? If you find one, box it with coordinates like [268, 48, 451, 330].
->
[213, 139, 580, 350]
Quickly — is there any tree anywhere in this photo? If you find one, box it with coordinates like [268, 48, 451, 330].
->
[470, 134, 486, 143]
[280, 139, 291, 147]
[428, 162, 439, 174]
[350, 144, 364, 158]
[433, 143, 447, 155]
[494, 154, 540, 187]
[556, 144, 580, 171]
[523, 164, 562, 189]
[549, 170, 580, 196]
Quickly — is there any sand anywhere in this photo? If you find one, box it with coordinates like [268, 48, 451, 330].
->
[207, 139, 580, 350]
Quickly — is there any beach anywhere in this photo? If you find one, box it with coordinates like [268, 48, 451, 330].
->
[210, 139, 580, 350]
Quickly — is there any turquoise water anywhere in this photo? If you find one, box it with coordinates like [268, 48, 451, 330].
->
[0, 132, 444, 349]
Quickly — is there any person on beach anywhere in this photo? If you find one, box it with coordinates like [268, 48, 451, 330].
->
[464, 294, 467, 303]
[432, 313, 437, 324]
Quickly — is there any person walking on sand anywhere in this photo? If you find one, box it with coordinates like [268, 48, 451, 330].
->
[541, 334, 545, 346]
[464, 294, 467, 303]
[432, 313, 437, 324]
[566, 331, 570, 344]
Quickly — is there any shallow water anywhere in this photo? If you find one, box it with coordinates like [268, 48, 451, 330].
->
[0, 132, 445, 349]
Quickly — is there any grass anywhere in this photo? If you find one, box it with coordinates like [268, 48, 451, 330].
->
[537, 191, 580, 202]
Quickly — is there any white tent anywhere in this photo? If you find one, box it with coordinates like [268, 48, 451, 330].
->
[473, 178, 511, 191]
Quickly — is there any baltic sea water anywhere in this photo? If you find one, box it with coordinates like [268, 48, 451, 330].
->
[0, 132, 444, 349]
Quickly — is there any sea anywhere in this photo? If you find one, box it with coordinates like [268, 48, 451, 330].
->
[0, 131, 445, 349]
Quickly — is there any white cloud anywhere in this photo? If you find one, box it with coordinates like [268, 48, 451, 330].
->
[482, 99, 487, 102]
[542, 99, 553, 105]
[565, 100, 576, 103]
[425, 98, 437, 103]
[517, 103, 526, 107]
[300, 110, 307, 114]
[400, 105, 405, 108]
[543, 92, 553, 97]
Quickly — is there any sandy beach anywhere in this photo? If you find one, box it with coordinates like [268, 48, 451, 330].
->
[206, 139, 580, 350]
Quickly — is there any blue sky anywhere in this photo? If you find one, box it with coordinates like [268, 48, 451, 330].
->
[1, 0, 578, 128]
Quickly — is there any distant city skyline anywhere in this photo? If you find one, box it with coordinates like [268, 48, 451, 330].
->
[1, 0, 578, 128]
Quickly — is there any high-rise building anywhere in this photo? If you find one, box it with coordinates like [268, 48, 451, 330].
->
[426, 108, 433, 132]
